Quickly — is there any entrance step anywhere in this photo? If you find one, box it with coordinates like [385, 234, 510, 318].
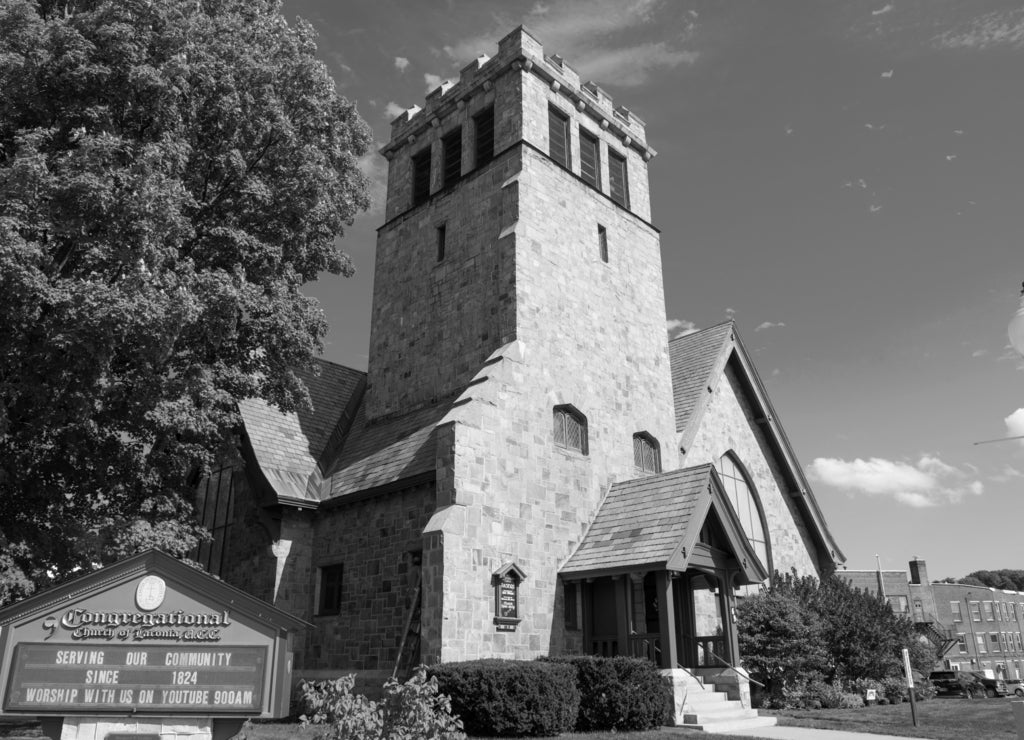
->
[665, 671, 777, 734]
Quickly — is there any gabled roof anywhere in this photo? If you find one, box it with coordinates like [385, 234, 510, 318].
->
[321, 399, 450, 503]
[560, 464, 767, 582]
[238, 359, 365, 506]
[668, 321, 845, 565]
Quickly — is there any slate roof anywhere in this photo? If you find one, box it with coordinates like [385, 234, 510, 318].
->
[561, 465, 714, 575]
[238, 359, 365, 503]
[668, 321, 733, 436]
[321, 400, 450, 501]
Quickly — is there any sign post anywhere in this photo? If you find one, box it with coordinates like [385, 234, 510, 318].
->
[0, 549, 309, 740]
[902, 647, 918, 728]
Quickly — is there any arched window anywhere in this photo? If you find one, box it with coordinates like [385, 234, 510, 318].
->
[715, 452, 772, 579]
[553, 405, 587, 455]
[633, 433, 661, 474]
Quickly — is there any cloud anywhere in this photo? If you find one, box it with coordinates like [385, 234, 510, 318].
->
[357, 148, 388, 216]
[725, 307, 736, 319]
[808, 454, 985, 507]
[667, 318, 698, 337]
[754, 321, 786, 332]
[971, 349, 988, 358]
[869, 204, 882, 213]
[441, 0, 698, 87]
[872, 5, 893, 16]
[991, 465, 1024, 483]
[1006, 408, 1024, 444]
[933, 9, 1024, 50]
[881, 69, 894, 78]
[946, 154, 957, 161]
[384, 101, 406, 120]
[394, 56, 409, 72]
[424, 73, 443, 93]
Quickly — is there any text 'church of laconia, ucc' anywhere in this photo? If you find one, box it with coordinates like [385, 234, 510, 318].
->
[195, 26, 844, 690]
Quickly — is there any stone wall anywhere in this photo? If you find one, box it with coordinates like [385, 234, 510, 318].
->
[306, 482, 435, 671]
[683, 362, 821, 577]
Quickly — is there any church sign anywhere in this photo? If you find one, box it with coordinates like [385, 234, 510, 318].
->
[492, 563, 526, 632]
[0, 549, 308, 724]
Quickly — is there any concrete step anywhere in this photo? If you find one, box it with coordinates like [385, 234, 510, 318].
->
[684, 703, 759, 721]
[683, 715, 779, 733]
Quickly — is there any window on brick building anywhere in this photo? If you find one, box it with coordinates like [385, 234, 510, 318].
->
[474, 106, 495, 167]
[318, 563, 344, 616]
[715, 452, 772, 581]
[951, 601, 963, 622]
[984, 601, 995, 621]
[598, 224, 608, 263]
[436, 223, 446, 262]
[412, 148, 431, 206]
[553, 405, 587, 455]
[977, 634, 988, 653]
[442, 128, 462, 187]
[970, 601, 982, 621]
[580, 130, 600, 189]
[548, 106, 570, 169]
[991, 633, 1002, 652]
[633, 433, 661, 474]
[957, 633, 967, 653]
[608, 149, 629, 208]
[888, 595, 909, 614]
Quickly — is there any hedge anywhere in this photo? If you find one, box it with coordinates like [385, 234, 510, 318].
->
[544, 655, 671, 731]
[428, 659, 579, 737]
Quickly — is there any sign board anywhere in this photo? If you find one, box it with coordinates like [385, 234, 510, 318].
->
[0, 549, 309, 720]
[492, 562, 526, 632]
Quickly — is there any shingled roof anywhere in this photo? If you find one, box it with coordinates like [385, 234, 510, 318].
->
[561, 464, 766, 581]
[238, 359, 365, 505]
[321, 399, 450, 502]
[668, 321, 733, 439]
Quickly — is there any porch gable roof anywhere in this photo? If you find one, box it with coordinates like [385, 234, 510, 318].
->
[560, 464, 767, 582]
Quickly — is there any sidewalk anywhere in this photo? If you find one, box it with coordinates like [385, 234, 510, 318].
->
[704, 727, 935, 740]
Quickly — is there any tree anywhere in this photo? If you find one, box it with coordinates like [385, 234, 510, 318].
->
[0, 0, 371, 602]
[737, 572, 929, 690]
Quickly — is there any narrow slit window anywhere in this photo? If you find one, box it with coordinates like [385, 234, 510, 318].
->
[442, 128, 462, 187]
[474, 106, 495, 167]
[598, 224, 608, 263]
[548, 106, 570, 169]
[412, 148, 431, 206]
[319, 563, 344, 616]
[580, 130, 600, 189]
[608, 149, 629, 208]
[436, 223, 446, 262]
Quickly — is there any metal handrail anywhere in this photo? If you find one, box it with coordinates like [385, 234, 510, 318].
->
[705, 648, 764, 688]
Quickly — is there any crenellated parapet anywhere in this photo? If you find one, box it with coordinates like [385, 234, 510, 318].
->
[380, 26, 655, 162]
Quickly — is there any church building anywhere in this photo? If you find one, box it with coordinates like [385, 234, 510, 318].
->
[195, 26, 844, 724]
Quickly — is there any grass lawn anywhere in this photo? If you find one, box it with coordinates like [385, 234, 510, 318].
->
[3, 698, 1020, 739]
[768, 695, 1022, 739]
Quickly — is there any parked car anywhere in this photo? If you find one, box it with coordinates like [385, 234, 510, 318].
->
[968, 671, 1010, 698]
[1005, 678, 1024, 698]
[929, 670, 987, 698]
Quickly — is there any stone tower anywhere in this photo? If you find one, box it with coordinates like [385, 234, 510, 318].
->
[369, 26, 680, 661]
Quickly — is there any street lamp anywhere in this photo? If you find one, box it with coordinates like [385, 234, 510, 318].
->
[1010, 281, 1024, 359]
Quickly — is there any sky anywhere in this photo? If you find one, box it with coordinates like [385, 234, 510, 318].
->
[283, 0, 1024, 582]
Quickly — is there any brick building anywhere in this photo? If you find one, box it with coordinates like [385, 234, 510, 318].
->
[840, 559, 1024, 680]
[195, 26, 844, 723]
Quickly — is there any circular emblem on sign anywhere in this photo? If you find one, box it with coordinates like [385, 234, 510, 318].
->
[136, 575, 166, 611]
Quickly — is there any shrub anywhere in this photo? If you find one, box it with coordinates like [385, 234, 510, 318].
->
[881, 677, 907, 704]
[544, 655, 671, 731]
[429, 659, 579, 737]
[298, 669, 465, 740]
[839, 692, 864, 708]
